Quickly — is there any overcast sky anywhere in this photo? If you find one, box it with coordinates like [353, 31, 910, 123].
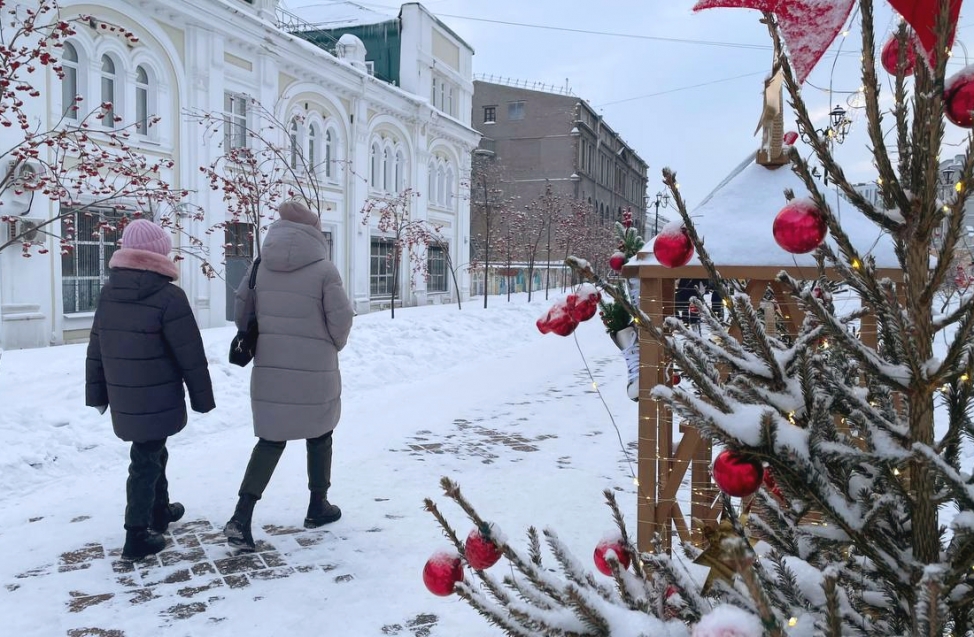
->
[290, 1, 974, 210]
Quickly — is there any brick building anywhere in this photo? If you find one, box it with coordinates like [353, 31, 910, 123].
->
[470, 79, 649, 249]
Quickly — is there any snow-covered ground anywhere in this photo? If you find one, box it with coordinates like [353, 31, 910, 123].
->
[0, 293, 642, 636]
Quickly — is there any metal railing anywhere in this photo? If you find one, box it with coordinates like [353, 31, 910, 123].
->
[474, 73, 574, 97]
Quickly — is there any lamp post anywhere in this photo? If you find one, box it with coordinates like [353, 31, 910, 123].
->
[803, 104, 852, 185]
[651, 191, 670, 236]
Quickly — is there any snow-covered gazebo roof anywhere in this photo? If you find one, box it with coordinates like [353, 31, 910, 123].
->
[627, 151, 900, 276]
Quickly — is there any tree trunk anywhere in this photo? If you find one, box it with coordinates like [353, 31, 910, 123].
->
[390, 241, 400, 319]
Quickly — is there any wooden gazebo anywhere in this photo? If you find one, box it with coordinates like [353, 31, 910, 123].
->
[622, 140, 902, 554]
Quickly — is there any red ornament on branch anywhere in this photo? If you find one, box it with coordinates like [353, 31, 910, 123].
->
[881, 32, 918, 76]
[773, 198, 828, 254]
[593, 538, 631, 576]
[465, 528, 503, 570]
[653, 225, 694, 268]
[945, 67, 974, 129]
[712, 450, 764, 498]
[423, 551, 464, 596]
[783, 130, 799, 145]
[609, 251, 626, 272]
[693, 0, 856, 84]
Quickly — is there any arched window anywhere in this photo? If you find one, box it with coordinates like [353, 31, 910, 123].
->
[446, 167, 455, 208]
[395, 149, 405, 193]
[62, 42, 79, 120]
[288, 118, 300, 169]
[307, 123, 318, 170]
[325, 128, 335, 180]
[427, 160, 435, 200]
[370, 142, 380, 188]
[134, 65, 150, 135]
[100, 55, 117, 128]
[436, 165, 445, 206]
[382, 146, 391, 192]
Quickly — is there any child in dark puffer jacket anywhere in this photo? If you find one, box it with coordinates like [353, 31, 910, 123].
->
[85, 219, 215, 561]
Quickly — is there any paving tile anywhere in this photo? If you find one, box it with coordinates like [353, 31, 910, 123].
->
[214, 554, 263, 575]
[67, 593, 115, 613]
[66, 628, 125, 637]
[223, 575, 250, 589]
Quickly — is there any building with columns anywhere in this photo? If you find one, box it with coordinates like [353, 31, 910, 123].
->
[0, 0, 479, 350]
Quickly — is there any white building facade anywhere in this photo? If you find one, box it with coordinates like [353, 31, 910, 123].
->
[0, 0, 479, 350]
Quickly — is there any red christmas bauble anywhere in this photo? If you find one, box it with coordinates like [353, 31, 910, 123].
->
[653, 227, 694, 268]
[712, 450, 764, 498]
[609, 251, 626, 272]
[945, 69, 974, 129]
[881, 33, 917, 76]
[782, 131, 799, 146]
[465, 528, 503, 570]
[423, 551, 464, 596]
[773, 199, 828, 254]
[593, 539, 631, 576]
[671, 373, 681, 386]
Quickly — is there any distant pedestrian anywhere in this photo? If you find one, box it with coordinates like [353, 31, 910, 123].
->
[85, 219, 215, 561]
[224, 200, 354, 552]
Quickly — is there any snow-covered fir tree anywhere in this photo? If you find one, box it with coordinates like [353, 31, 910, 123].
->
[425, 1, 974, 635]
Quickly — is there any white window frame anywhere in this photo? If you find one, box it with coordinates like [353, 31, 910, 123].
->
[223, 92, 249, 150]
[100, 54, 119, 129]
[61, 42, 81, 121]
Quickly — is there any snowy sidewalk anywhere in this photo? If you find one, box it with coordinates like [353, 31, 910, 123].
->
[0, 296, 640, 636]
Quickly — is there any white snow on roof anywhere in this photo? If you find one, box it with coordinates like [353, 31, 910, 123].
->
[282, 1, 396, 29]
[632, 151, 899, 270]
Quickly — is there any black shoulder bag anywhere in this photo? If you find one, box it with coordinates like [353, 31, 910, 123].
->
[229, 257, 261, 367]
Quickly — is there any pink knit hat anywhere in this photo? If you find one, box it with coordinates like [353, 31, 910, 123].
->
[278, 200, 320, 228]
[121, 219, 172, 256]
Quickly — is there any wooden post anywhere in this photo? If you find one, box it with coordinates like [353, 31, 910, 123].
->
[637, 276, 665, 553]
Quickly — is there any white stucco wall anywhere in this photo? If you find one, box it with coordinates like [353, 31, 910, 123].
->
[0, 0, 480, 350]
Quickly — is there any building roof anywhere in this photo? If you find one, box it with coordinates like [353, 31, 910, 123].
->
[632, 150, 899, 270]
[284, 0, 395, 29]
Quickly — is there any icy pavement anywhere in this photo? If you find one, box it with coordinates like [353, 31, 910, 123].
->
[0, 296, 640, 636]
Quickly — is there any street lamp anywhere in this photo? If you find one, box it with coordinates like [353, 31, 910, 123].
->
[800, 104, 852, 146]
[651, 191, 670, 236]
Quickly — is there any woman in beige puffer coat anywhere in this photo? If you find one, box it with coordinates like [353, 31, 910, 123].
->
[224, 200, 354, 552]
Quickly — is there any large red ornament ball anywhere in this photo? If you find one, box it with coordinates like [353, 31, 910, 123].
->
[880, 33, 917, 76]
[945, 69, 974, 129]
[593, 538, 631, 576]
[653, 226, 694, 268]
[782, 131, 799, 146]
[712, 450, 764, 498]
[423, 551, 464, 596]
[773, 199, 828, 254]
[609, 251, 626, 272]
[465, 528, 503, 570]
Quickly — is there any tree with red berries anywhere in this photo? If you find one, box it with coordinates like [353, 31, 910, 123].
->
[187, 98, 342, 276]
[426, 1, 974, 635]
[0, 0, 183, 257]
[360, 187, 445, 319]
[469, 151, 516, 308]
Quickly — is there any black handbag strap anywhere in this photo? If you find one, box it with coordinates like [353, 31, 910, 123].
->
[248, 256, 261, 290]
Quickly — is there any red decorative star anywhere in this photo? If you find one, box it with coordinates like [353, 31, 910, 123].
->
[693, 0, 856, 84]
[887, 0, 963, 65]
